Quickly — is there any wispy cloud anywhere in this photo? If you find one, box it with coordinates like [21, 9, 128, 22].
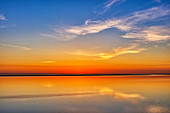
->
[94, 0, 125, 14]
[0, 43, 32, 51]
[72, 44, 145, 60]
[43, 5, 170, 41]
[65, 6, 170, 36]
[122, 26, 170, 41]
[41, 33, 76, 41]
[105, 0, 122, 8]
[0, 14, 7, 21]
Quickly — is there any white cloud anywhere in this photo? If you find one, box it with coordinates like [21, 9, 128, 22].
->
[0, 14, 7, 21]
[72, 44, 145, 60]
[65, 6, 170, 36]
[43, 6, 170, 41]
[65, 18, 130, 35]
[0, 43, 32, 51]
[122, 26, 170, 41]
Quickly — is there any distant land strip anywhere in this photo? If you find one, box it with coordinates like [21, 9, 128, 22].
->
[0, 73, 170, 77]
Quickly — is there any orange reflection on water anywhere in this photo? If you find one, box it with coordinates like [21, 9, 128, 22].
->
[0, 75, 170, 96]
[0, 75, 170, 113]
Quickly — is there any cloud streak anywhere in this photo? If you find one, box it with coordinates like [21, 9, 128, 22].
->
[122, 26, 170, 41]
[95, 0, 125, 14]
[0, 43, 32, 51]
[43, 5, 170, 41]
[72, 44, 145, 60]
[0, 14, 7, 21]
[65, 6, 170, 35]
[105, 0, 122, 8]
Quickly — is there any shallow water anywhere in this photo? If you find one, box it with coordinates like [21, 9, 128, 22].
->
[0, 75, 170, 113]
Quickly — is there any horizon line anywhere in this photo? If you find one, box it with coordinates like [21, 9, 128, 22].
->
[0, 73, 170, 77]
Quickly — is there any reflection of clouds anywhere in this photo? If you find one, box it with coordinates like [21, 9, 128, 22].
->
[0, 92, 98, 100]
[114, 92, 144, 103]
[147, 105, 170, 113]
[100, 88, 115, 95]
[99, 88, 145, 103]
[0, 87, 144, 104]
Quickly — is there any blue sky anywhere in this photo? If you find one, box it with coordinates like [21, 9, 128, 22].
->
[0, 0, 169, 40]
[0, 0, 169, 34]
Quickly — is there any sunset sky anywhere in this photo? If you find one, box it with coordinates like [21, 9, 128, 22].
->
[0, 0, 170, 74]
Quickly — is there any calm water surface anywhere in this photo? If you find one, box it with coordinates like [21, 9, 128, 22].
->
[0, 75, 170, 113]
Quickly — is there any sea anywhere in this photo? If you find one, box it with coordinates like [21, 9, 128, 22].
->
[0, 75, 170, 113]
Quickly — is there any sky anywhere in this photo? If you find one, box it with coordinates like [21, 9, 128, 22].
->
[0, 0, 170, 74]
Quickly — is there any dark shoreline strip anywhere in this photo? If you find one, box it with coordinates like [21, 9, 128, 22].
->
[0, 73, 169, 77]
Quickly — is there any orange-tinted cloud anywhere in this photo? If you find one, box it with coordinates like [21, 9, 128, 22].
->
[72, 44, 145, 60]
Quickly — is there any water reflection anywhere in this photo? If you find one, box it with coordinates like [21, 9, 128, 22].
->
[0, 87, 145, 104]
[0, 75, 170, 113]
[147, 105, 170, 113]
